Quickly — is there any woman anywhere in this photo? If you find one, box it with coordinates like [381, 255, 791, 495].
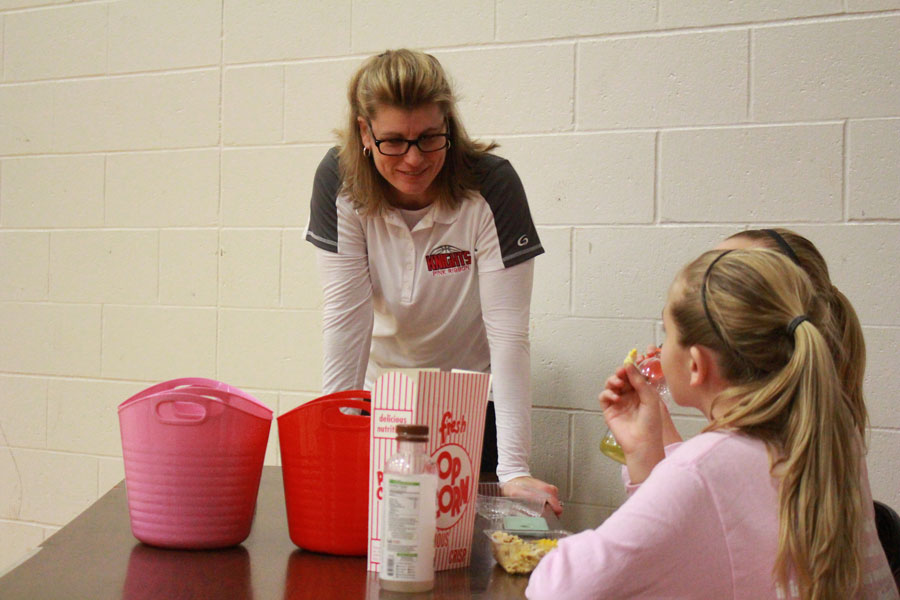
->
[305, 49, 561, 512]
[527, 250, 897, 599]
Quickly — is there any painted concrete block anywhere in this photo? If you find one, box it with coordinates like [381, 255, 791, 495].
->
[660, 124, 843, 223]
[498, 132, 656, 226]
[106, 150, 219, 227]
[578, 30, 747, 129]
[101, 306, 217, 381]
[753, 16, 900, 120]
[848, 119, 900, 220]
[1, 156, 104, 227]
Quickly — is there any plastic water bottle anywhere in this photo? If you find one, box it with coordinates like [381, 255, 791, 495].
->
[600, 351, 673, 465]
[379, 424, 438, 593]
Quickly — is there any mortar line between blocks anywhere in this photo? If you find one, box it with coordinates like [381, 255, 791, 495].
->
[842, 119, 849, 222]
[654, 131, 661, 225]
[103, 2, 110, 77]
[568, 228, 576, 314]
[567, 412, 575, 505]
[568, 228, 574, 314]
[493, 0, 498, 40]
[571, 42, 578, 131]
[216, 0, 225, 377]
[746, 29, 752, 121]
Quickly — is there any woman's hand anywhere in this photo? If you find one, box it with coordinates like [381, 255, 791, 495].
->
[501, 476, 563, 516]
[598, 361, 666, 483]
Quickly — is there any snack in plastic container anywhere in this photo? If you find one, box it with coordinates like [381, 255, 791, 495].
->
[485, 529, 570, 574]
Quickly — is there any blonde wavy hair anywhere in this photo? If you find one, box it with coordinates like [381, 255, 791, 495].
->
[337, 48, 496, 214]
[724, 228, 868, 441]
[670, 249, 863, 600]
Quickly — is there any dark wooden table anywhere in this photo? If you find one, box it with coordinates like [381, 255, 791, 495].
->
[0, 466, 553, 599]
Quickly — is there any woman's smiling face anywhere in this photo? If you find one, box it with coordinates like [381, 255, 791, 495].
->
[359, 103, 448, 210]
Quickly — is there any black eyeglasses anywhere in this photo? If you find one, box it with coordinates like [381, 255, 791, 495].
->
[367, 120, 451, 156]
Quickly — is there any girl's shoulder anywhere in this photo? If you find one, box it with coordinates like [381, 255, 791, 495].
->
[669, 430, 770, 473]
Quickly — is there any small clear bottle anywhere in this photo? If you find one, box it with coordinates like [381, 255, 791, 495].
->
[600, 351, 672, 464]
[379, 424, 438, 593]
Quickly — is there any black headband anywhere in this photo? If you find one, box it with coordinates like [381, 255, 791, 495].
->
[701, 250, 734, 346]
[762, 229, 801, 266]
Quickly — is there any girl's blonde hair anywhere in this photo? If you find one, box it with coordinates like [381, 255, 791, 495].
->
[725, 228, 868, 440]
[337, 49, 495, 214]
[670, 249, 863, 600]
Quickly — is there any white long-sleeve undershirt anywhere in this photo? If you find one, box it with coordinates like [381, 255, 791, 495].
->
[315, 248, 534, 482]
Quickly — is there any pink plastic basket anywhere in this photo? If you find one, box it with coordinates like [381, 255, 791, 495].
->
[118, 378, 273, 549]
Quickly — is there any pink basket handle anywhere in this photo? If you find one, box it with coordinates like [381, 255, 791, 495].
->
[120, 378, 261, 412]
[145, 385, 272, 423]
[151, 391, 226, 426]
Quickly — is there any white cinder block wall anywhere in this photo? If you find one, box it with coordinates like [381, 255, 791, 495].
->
[1, 0, 898, 572]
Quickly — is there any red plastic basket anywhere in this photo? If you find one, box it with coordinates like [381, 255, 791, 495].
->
[278, 390, 370, 555]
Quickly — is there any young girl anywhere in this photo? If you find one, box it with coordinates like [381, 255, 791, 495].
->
[526, 249, 897, 600]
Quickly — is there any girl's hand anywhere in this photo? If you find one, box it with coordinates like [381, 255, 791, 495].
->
[598, 361, 666, 483]
[642, 344, 683, 447]
[501, 476, 563, 516]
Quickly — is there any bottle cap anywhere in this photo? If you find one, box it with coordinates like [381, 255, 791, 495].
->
[396, 424, 429, 441]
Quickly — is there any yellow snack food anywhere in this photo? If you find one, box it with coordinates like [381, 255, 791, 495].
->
[623, 348, 638, 367]
[489, 531, 560, 574]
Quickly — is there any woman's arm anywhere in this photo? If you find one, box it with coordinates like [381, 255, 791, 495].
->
[306, 148, 375, 393]
[479, 259, 561, 513]
[478, 259, 534, 482]
[315, 248, 373, 393]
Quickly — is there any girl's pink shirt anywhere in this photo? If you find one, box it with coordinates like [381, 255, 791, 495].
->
[526, 431, 898, 600]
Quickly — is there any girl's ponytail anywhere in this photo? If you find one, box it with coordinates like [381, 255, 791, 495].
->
[772, 319, 861, 599]
[827, 285, 868, 439]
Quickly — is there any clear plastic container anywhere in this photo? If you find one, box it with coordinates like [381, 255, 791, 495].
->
[476, 481, 545, 524]
[600, 351, 672, 464]
[484, 529, 571, 574]
[379, 424, 438, 593]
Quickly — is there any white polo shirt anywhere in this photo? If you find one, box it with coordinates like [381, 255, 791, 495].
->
[306, 147, 544, 480]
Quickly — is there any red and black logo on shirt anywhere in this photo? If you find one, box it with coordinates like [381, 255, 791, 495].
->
[426, 245, 471, 275]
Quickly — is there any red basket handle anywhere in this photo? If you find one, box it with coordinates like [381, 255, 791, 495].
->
[312, 398, 371, 431]
[311, 390, 371, 403]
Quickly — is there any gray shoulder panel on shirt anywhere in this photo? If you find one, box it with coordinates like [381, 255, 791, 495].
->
[305, 146, 341, 252]
[474, 153, 544, 268]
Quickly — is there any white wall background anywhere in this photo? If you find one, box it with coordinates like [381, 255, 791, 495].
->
[1, 0, 898, 574]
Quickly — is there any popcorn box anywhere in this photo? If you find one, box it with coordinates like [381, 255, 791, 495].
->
[366, 369, 492, 572]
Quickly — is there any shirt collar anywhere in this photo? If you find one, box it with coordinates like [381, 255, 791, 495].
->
[384, 200, 460, 231]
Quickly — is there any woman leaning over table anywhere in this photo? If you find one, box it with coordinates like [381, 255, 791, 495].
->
[304, 49, 561, 514]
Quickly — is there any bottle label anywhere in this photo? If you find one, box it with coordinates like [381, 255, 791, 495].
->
[380, 473, 437, 582]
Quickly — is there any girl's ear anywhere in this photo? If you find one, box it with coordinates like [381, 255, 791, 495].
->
[688, 345, 708, 387]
